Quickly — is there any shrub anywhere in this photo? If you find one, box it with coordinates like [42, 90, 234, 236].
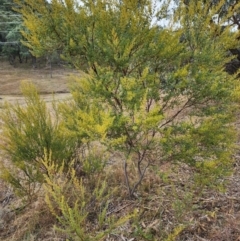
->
[15, 0, 240, 198]
[0, 82, 77, 199]
[56, 0, 239, 198]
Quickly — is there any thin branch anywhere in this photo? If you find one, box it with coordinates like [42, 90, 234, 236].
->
[130, 162, 150, 197]
[123, 146, 134, 198]
[124, 160, 131, 197]
[159, 97, 192, 129]
[146, 98, 153, 112]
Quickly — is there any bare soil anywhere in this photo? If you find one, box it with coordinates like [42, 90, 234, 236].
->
[0, 58, 79, 93]
[0, 58, 81, 105]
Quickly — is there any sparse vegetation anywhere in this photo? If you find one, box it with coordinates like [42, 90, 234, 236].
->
[1, 0, 240, 240]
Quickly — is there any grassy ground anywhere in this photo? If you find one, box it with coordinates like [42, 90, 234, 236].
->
[1, 58, 240, 241]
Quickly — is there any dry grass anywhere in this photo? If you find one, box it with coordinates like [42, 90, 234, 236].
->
[1, 149, 240, 240]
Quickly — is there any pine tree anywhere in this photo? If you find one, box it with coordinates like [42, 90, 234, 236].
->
[0, 0, 25, 62]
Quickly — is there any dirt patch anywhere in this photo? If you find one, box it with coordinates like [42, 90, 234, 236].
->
[0, 58, 81, 96]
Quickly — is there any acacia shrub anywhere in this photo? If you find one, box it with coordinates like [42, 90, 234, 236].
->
[59, 0, 239, 197]
[14, 0, 240, 197]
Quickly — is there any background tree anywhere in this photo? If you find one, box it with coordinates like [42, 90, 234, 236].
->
[0, 0, 23, 60]
[0, 0, 15, 45]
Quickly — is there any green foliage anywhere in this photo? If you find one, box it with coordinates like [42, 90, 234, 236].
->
[0, 82, 77, 198]
[42, 156, 133, 241]
[164, 225, 185, 241]
[81, 147, 107, 175]
[132, 222, 155, 241]
[172, 190, 194, 223]
[0, 0, 25, 58]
